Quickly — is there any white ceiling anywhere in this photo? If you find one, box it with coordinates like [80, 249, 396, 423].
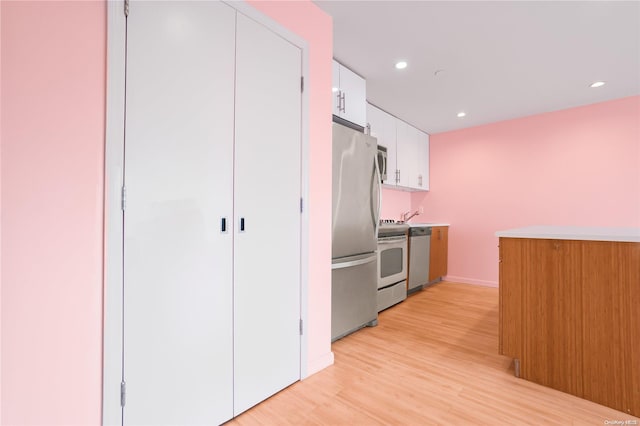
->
[314, 1, 640, 134]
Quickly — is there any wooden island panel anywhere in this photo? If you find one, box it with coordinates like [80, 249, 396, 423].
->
[498, 237, 523, 358]
[499, 236, 640, 417]
[626, 241, 640, 416]
[522, 239, 583, 397]
[581, 242, 625, 413]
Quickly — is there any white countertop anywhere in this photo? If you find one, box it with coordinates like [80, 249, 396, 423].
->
[495, 225, 640, 243]
[407, 222, 450, 227]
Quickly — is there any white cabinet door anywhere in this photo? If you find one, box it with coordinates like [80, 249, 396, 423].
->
[370, 103, 429, 191]
[339, 65, 367, 127]
[396, 121, 430, 191]
[367, 102, 381, 140]
[234, 12, 301, 416]
[367, 103, 397, 186]
[396, 120, 415, 188]
[332, 60, 341, 117]
[416, 131, 430, 190]
[123, 2, 235, 424]
[386, 116, 398, 186]
[333, 60, 367, 128]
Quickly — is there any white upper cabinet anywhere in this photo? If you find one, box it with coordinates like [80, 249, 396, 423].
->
[416, 131, 429, 190]
[368, 102, 429, 191]
[367, 103, 396, 185]
[396, 120, 419, 188]
[398, 123, 429, 191]
[332, 60, 367, 128]
[332, 61, 341, 117]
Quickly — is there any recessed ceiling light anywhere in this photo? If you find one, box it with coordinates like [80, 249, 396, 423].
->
[457, 112, 466, 118]
[395, 61, 408, 70]
[590, 81, 606, 88]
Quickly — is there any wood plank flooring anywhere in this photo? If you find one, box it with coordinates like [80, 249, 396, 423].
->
[228, 282, 639, 425]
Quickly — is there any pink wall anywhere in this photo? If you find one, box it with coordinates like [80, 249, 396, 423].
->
[380, 187, 412, 221]
[1, 0, 333, 423]
[412, 96, 640, 286]
[247, 0, 334, 376]
[1, 2, 106, 424]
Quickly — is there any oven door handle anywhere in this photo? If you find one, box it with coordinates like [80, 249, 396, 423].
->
[331, 254, 377, 270]
[378, 236, 407, 244]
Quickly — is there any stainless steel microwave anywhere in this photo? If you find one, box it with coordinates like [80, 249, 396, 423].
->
[376, 145, 387, 183]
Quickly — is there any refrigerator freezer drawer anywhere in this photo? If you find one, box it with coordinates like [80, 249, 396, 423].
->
[331, 253, 378, 341]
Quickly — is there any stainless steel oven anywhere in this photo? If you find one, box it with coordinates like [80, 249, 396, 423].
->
[377, 223, 408, 311]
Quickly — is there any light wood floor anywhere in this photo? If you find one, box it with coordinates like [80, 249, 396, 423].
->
[229, 282, 639, 425]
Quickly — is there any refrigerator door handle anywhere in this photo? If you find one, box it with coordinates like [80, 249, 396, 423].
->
[372, 154, 382, 239]
[331, 253, 377, 270]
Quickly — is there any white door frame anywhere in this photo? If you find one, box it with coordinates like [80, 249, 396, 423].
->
[102, 2, 310, 424]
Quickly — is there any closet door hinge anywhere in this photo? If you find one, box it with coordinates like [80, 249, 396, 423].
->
[301, 76, 304, 93]
[120, 381, 126, 407]
[124, 0, 129, 17]
[121, 186, 127, 211]
[299, 319, 303, 335]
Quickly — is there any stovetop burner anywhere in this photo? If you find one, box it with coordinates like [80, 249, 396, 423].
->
[380, 219, 401, 225]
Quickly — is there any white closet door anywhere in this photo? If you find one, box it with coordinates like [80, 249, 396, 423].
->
[233, 13, 302, 415]
[123, 2, 235, 424]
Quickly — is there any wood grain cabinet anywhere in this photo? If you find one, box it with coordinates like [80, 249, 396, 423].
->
[499, 236, 640, 417]
[429, 226, 448, 282]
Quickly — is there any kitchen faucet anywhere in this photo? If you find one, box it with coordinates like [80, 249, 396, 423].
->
[400, 209, 420, 223]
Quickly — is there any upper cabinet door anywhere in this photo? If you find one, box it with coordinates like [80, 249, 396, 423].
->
[339, 65, 367, 127]
[367, 103, 397, 186]
[332, 61, 341, 117]
[416, 131, 430, 190]
[396, 121, 430, 191]
[367, 103, 382, 140]
[332, 60, 367, 128]
[368, 105, 430, 192]
[395, 120, 414, 188]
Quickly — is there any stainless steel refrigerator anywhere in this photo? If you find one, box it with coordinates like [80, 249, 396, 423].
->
[331, 122, 381, 341]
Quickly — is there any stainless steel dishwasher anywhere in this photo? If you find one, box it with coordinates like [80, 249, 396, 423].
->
[408, 226, 432, 293]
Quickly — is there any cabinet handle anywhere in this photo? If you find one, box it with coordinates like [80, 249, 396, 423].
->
[240, 217, 245, 232]
[336, 91, 342, 112]
[341, 92, 346, 113]
[221, 217, 227, 233]
[418, 175, 422, 186]
[438, 229, 441, 240]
